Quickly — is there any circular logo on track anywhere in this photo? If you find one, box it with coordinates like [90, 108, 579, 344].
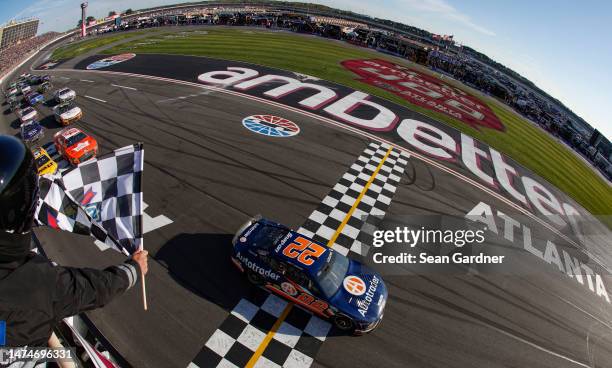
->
[343, 276, 366, 296]
[281, 282, 298, 296]
[242, 115, 300, 137]
[86, 53, 136, 70]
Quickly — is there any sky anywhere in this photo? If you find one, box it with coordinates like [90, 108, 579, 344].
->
[1, 0, 610, 139]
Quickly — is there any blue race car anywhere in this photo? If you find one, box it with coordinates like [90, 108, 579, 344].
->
[26, 92, 45, 106]
[231, 216, 388, 334]
[20, 120, 45, 144]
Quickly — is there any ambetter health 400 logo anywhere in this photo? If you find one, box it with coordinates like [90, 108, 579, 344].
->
[342, 59, 504, 131]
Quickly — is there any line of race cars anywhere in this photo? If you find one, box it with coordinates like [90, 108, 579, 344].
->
[4, 73, 98, 175]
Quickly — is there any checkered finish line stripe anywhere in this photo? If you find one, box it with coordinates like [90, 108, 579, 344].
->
[298, 142, 410, 259]
[189, 291, 331, 368]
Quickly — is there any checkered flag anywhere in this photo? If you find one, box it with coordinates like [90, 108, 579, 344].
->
[35, 175, 128, 254]
[35, 143, 144, 255]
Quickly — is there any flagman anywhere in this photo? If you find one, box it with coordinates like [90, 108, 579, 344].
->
[0, 135, 149, 346]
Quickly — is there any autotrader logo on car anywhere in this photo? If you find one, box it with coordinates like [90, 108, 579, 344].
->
[357, 275, 380, 317]
[236, 252, 281, 280]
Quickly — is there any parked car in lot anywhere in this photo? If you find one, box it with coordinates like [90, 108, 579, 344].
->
[54, 88, 76, 103]
[54, 101, 83, 126]
[20, 120, 45, 144]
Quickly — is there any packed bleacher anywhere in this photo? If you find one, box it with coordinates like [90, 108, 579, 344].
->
[0, 32, 59, 78]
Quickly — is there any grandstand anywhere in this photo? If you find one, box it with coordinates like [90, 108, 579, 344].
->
[0, 18, 39, 50]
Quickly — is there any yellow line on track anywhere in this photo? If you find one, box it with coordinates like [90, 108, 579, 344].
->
[245, 146, 394, 368]
[245, 304, 293, 368]
[327, 146, 393, 246]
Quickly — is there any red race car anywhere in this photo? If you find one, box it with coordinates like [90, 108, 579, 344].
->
[53, 127, 98, 166]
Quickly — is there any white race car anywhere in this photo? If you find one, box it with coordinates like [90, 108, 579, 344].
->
[17, 106, 38, 123]
[5, 87, 18, 97]
[54, 88, 76, 103]
[54, 102, 83, 126]
[20, 85, 32, 95]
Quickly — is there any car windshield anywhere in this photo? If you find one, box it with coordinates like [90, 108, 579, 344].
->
[58, 103, 75, 114]
[316, 251, 350, 298]
[249, 224, 289, 250]
[22, 108, 34, 115]
[66, 132, 87, 146]
[22, 122, 37, 132]
[35, 154, 49, 167]
[59, 89, 70, 94]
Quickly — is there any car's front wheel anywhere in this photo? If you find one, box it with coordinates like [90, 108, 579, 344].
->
[246, 270, 264, 286]
[332, 314, 355, 332]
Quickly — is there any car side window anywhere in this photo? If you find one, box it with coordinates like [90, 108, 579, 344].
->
[269, 258, 285, 273]
[309, 282, 322, 297]
[285, 264, 311, 290]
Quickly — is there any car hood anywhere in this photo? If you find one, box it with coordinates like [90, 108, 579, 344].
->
[329, 260, 388, 323]
[38, 160, 57, 174]
[22, 125, 43, 139]
[59, 107, 81, 119]
[58, 91, 74, 99]
[66, 138, 96, 156]
[21, 111, 37, 120]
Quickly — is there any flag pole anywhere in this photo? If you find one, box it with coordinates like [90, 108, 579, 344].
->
[140, 242, 148, 311]
[139, 143, 148, 311]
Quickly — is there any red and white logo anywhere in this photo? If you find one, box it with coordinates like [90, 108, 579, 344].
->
[342, 59, 505, 131]
[343, 276, 367, 296]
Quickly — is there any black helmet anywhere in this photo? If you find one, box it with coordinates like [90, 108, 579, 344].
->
[0, 135, 39, 235]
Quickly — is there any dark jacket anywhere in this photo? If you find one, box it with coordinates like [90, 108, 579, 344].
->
[0, 252, 139, 347]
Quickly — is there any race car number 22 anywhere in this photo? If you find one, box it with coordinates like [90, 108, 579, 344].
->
[282, 237, 325, 266]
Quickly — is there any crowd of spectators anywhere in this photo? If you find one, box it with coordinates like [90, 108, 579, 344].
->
[0, 32, 59, 79]
[425, 49, 611, 178]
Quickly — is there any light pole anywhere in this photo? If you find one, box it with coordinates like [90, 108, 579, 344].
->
[81, 2, 88, 37]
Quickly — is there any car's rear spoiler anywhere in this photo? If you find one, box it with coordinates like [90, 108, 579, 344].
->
[231, 214, 262, 246]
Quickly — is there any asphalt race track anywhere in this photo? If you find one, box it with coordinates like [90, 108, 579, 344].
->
[2, 33, 611, 368]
